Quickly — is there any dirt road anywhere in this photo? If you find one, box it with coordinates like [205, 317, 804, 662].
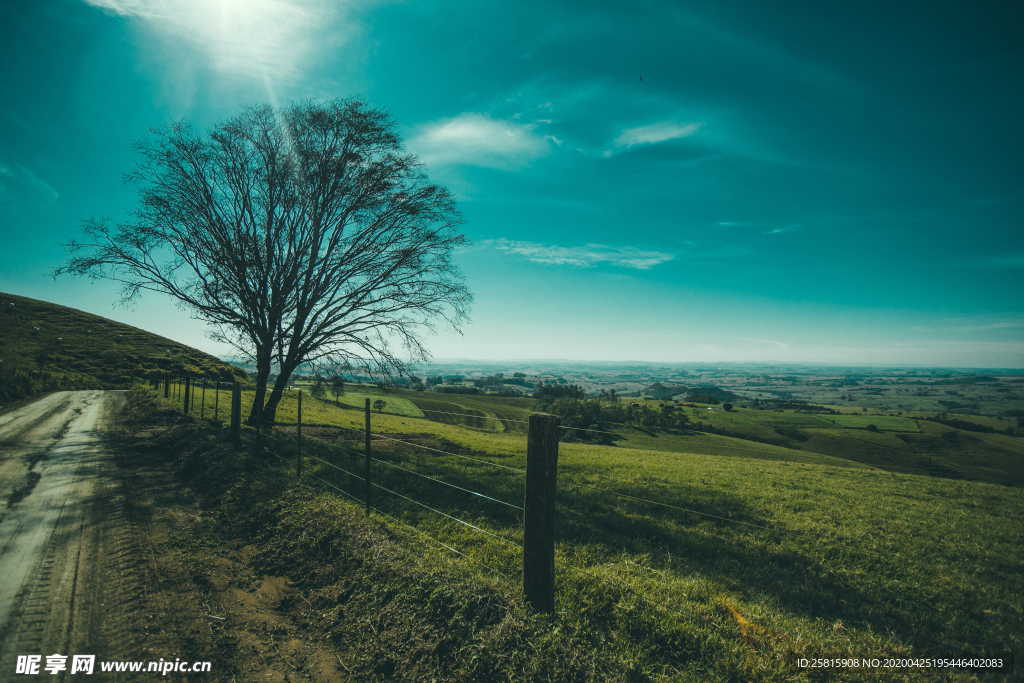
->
[0, 391, 135, 680]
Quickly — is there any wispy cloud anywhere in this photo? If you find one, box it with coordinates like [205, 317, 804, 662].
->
[409, 114, 556, 169]
[955, 250, 1024, 269]
[762, 224, 800, 235]
[0, 160, 59, 207]
[603, 120, 701, 156]
[984, 252, 1024, 267]
[615, 121, 701, 148]
[82, 0, 346, 84]
[744, 338, 789, 348]
[486, 239, 674, 270]
[908, 319, 1024, 333]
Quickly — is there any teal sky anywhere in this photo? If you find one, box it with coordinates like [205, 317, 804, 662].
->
[1, 0, 1022, 367]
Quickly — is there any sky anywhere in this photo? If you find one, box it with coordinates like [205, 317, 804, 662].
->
[1, 0, 1022, 368]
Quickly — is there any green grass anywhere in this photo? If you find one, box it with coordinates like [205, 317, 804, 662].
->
[149, 385, 1024, 680]
[826, 415, 922, 432]
[0, 291, 245, 401]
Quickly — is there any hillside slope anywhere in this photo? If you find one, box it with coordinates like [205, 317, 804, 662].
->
[0, 292, 245, 400]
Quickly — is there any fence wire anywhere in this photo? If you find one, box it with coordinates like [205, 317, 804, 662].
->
[370, 456, 523, 510]
[256, 424, 522, 548]
[368, 432, 526, 473]
[159, 385, 988, 588]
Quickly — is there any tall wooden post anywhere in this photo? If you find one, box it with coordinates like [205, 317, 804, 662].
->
[255, 396, 263, 457]
[364, 398, 371, 516]
[201, 377, 207, 419]
[183, 377, 191, 414]
[164, 372, 170, 398]
[215, 381, 220, 422]
[523, 412, 560, 614]
[296, 390, 303, 478]
[230, 382, 241, 445]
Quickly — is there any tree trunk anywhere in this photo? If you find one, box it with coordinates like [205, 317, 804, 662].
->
[246, 360, 272, 425]
[259, 365, 296, 424]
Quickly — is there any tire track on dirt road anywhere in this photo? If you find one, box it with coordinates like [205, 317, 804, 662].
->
[0, 391, 147, 682]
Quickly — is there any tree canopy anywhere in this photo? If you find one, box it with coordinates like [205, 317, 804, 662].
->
[56, 98, 472, 423]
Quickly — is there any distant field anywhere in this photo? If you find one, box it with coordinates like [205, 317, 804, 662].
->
[178, 384, 1024, 490]
[315, 389, 426, 418]
[827, 414, 922, 432]
[740, 411, 834, 428]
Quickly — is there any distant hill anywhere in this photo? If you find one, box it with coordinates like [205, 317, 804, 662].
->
[0, 292, 246, 401]
[639, 382, 685, 400]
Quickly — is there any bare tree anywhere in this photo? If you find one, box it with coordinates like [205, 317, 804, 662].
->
[56, 98, 472, 424]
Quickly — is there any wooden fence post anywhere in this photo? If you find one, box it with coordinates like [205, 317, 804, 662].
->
[183, 377, 191, 414]
[297, 390, 303, 478]
[215, 380, 220, 422]
[164, 372, 170, 398]
[255, 395, 263, 457]
[230, 382, 241, 445]
[200, 377, 207, 419]
[365, 398, 371, 516]
[523, 412, 560, 614]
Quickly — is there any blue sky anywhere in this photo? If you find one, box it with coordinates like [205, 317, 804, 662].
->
[1, 0, 1022, 367]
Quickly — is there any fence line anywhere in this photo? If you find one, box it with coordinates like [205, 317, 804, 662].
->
[368, 480, 522, 549]
[303, 464, 513, 580]
[369, 457, 524, 510]
[151, 382, 993, 615]
[230, 382, 956, 476]
[284, 431, 522, 511]
[367, 432, 526, 473]
[302, 458, 508, 578]
[305, 451, 367, 483]
[368, 504, 513, 580]
[259, 414, 960, 575]
[254, 419, 523, 551]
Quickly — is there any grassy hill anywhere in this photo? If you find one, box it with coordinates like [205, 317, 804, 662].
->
[145, 385, 1024, 680]
[0, 292, 246, 401]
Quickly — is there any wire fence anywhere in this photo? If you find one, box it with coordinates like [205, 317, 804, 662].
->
[151, 375, 999, 615]
[165, 376, 966, 472]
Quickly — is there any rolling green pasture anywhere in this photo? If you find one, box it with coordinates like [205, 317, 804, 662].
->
[185, 385, 1022, 488]
[738, 411, 834, 428]
[826, 414, 921, 432]
[315, 389, 426, 418]
[154, 384, 1024, 681]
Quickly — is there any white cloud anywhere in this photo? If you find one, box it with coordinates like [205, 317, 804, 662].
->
[409, 114, 554, 169]
[82, 0, 346, 84]
[486, 239, 674, 270]
[614, 121, 701, 149]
